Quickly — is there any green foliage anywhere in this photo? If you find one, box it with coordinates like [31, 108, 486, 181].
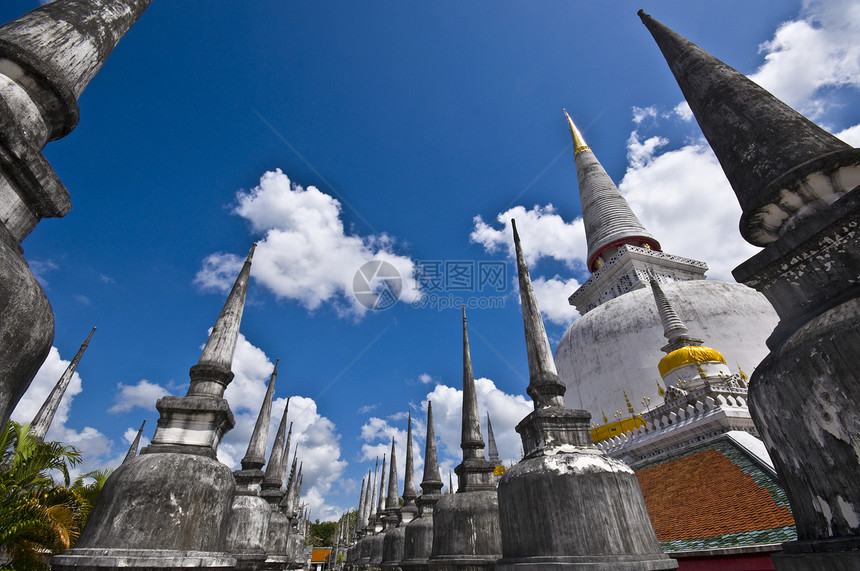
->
[306, 520, 338, 547]
[0, 421, 106, 570]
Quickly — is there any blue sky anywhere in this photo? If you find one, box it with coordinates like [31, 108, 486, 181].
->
[6, 0, 860, 520]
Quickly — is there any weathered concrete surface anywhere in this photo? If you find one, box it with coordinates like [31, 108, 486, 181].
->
[429, 489, 501, 571]
[0, 0, 149, 430]
[52, 549, 235, 570]
[382, 526, 406, 571]
[749, 297, 860, 569]
[401, 515, 433, 571]
[0, 0, 152, 139]
[0, 231, 53, 428]
[225, 490, 270, 568]
[639, 10, 859, 246]
[52, 452, 236, 569]
[497, 445, 676, 570]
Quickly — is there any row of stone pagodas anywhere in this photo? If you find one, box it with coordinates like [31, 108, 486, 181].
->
[344, 223, 675, 571]
[52, 245, 307, 571]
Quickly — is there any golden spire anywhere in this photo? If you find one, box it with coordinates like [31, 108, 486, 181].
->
[563, 108, 590, 156]
[656, 380, 665, 397]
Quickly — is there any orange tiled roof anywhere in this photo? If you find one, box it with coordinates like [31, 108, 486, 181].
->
[311, 548, 331, 562]
[636, 446, 794, 542]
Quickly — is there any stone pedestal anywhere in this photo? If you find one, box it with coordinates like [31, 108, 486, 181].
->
[381, 526, 406, 571]
[52, 452, 236, 570]
[429, 489, 501, 571]
[497, 408, 676, 571]
[734, 189, 860, 571]
[401, 514, 433, 571]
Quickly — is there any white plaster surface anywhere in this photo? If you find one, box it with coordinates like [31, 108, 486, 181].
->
[556, 280, 778, 420]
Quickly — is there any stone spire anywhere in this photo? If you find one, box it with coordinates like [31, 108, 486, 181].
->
[648, 274, 703, 354]
[241, 359, 278, 470]
[261, 399, 290, 504]
[375, 453, 387, 527]
[367, 458, 379, 528]
[512, 219, 566, 410]
[189, 244, 255, 398]
[362, 466, 373, 530]
[638, 10, 860, 246]
[461, 306, 486, 464]
[122, 419, 146, 464]
[401, 412, 418, 522]
[564, 109, 660, 272]
[282, 449, 299, 516]
[421, 402, 443, 495]
[486, 413, 500, 465]
[356, 475, 367, 535]
[496, 219, 676, 571]
[30, 326, 95, 441]
[0, 0, 152, 141]
[385, 439, 399, 511]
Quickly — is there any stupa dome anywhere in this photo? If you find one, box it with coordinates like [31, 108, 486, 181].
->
[555, 279, 778, 420]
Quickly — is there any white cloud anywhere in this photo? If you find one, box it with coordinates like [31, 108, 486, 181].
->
[12, 346, 81, 429]
[748, 0, 860, 118]
[470, 205, 585, 268]
[12, 346, 118, 476]
[212, 334, 349, 521]
[618, 134, 762, 281]
[836, 123, 860, 146]
[109, 379, 171, 413]
[418, 373, 436, 385]
[626, 131, 669, 169]
[195, 169, 420, 317]
[672, 101, 693, 122]
[632, 106, 658, 125]
[529, 275, 581, 326]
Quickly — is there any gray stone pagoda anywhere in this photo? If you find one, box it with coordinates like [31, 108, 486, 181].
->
[29, 327, 95, 441]
[402, 402, 444, 571]
[429, 308, 502, 571]
[227, 360, 280, 570]
[53, 245, 256, 570]
[495, 220, 676, 570]
[382, 414, 418, 570]
[262, 407, 293, 570]
[380, 437, 403, 570]
[121, 419, 146, 465]
[641, 10, 860, 570]
[369, 453, 389, 569]
[0, 0, 149, 429]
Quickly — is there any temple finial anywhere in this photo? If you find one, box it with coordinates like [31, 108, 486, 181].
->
[563, 108, 590, 156]
[564, 113, 660, 272]
[193, 244, 255, 383]
[241, 359, 279, 470]
[30, 326, 96, 441]
[486, 413, 500, 465]
[376, 453, 387, 516]
[461, 307, 485, 458]
[122, 419, 146, 464]
[512, 219, 566, 409]
[421, 401, 443, 494]
[0, 0, 151, 140]
[261, 398, 290, 502]
[647, 273, 703, 353]
[402, 412, 418, 520]
[639, 12, 860, 245]
[385, 438, 399, 511]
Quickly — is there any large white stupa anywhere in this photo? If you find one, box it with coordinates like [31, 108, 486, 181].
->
[554, 111, 779, 422]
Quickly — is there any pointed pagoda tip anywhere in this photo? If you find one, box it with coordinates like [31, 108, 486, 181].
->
[562, 110, 590, 156]
[462, 304, 467, 322]
[83, 327, 97, 345]
[511, 218, 520, 243]
[247, 243, 257, 262]
[637, 9, 650, 21]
